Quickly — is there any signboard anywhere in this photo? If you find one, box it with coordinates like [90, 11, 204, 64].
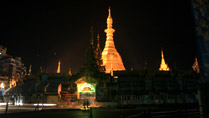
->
[79, 83, 95, 93]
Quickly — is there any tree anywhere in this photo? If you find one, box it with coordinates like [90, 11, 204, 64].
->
[78, 27, 105, 81]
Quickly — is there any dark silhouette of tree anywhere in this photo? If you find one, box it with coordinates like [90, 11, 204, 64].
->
[78, 27, 105, 81]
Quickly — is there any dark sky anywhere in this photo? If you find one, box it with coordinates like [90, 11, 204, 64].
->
[0, 0, 196, 74]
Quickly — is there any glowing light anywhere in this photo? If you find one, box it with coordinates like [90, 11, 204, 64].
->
[33, 104, 57, 106]
[114, 76, 118, 78]
[80, 107, 90, 110]
[15, 101, 23, 106]
[79, 83, 95, 93]
[57, 60, 61, 73]
[0, 83, 4, 89]
[159, 50, 170, 71]
[10, 79, 16, 88]
[0, 103, 11, 106]
[102, 7, 126, 73]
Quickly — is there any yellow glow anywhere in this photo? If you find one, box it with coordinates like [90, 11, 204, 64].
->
[0, 83, 4, 89]
[79, 83, 95, 92]
[57, 60, 61, 73]
[114, 76, 118, 78]
[10, 79, 16, 88]
[102, 7, 126, 73]
[159, 50, 170, 71]
[75, 78, 97, 99]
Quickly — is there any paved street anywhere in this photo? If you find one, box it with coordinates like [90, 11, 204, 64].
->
[0, 105, 89, 118]
[0, 105, 201, 118]
[0, 106, 35, 114]
[1, 110, 89, 118]
[0, 105, 82, 114]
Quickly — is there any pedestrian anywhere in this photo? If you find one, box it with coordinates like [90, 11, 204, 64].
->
[87, 99, 89, 108]
[83, 100, 86, 110]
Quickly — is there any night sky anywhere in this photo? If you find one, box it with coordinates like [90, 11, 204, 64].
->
[0, 0, 196, 74]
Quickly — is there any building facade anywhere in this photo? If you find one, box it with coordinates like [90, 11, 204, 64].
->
[115, 70, 199, 105]
[0, 45, 26, 101]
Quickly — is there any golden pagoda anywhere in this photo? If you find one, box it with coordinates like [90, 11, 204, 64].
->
[159, 50, 170, 71]
[57, 60, 61, 73]
[102, 7, 126, 73]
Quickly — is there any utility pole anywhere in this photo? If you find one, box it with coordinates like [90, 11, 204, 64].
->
[5, 95, 8, 114]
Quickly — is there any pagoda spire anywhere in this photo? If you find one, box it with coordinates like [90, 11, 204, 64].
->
[90, 26, 94, 45]
[102, 7, 126, 73]
[95, 33, 105, 72]
[96, 33, 100, 50]
[108, 7, 112, 19]
[159, 49, 170, 71]
[192, 57, 200, 73]
[106, 7, 114, 31]
[68, 67, 72, 76]
[28, 65, 32, 75]
[57, 59, 61, 73]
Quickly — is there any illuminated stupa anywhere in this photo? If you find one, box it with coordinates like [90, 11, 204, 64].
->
[159, 49, 170, 71]
[102, 7, 126, 73]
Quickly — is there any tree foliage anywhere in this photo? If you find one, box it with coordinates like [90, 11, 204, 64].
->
[78, 28, 105, 80]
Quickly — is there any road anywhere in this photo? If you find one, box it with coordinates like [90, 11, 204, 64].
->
[0, 105, 89, 118]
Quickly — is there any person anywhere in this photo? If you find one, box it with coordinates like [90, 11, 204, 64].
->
[86, 99, 89, 108]
[83, 100, 86, 110]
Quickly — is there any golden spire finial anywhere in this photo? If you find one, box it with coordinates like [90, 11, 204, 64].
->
[108, 7, 111, 18]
